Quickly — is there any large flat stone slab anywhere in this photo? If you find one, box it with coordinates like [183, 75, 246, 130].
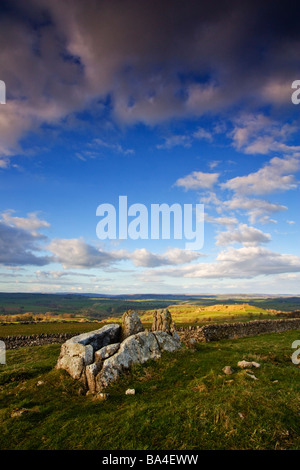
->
[64, 324, 121, 351]
[56, 324, 121, 380]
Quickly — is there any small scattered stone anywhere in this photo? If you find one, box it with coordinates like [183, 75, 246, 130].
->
[95, 392, 110, 400]
[125, 388, 135, 395]
[251, 361, 261, 368]
[11, 408, 29, 418]
[238, 360, 253, 369]
[272, 380, 279, 383]
[37, 380, 44, 386]
[246, 372, 258, 380]
[238, 412, 245, 420]
[11, 407, 40, 418]
[223, 366, 234, 375]
[238, 360, 260, 369]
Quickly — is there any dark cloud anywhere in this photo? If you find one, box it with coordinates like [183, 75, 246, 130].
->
[0, 0, 300, 158]
[0, 221, 52, 266]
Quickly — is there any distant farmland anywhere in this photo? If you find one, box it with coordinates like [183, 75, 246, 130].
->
[0, 293, 299, 326]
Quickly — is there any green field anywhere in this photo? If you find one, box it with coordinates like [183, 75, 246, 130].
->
[0, 321, 105, 338]
[139, 302, 279, 326]
[0, 329, 299, 450]
[0, 300, 296, 338]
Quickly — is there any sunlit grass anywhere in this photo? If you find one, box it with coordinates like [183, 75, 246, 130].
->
[0, 330, 299, 450]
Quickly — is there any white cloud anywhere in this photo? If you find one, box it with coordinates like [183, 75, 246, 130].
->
[222, 156, 299, 195]
[48, 238, 116, 269]
[229, 114, 300, 155]
[1, 210, 50, 235]
[175, 171, 219, 190]
[224, 196, 287, 224]
[130, 248, 202, 267]
[206, 215, 238, 228]
[216, 224, 271, 246]
[48, 238, 203, 269]
[144, 246, 300, 279]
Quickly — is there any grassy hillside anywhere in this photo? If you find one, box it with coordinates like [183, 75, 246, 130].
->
[1, 293, 300, 322]
[139, 303, 279, 326]
[0, 293, 180, 320]
[0, 329, 299, 450]
[0, 302, 288, 337]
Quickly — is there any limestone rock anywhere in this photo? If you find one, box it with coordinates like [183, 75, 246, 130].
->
[121, 310, 144, 340]
[57, 310, 181, 394]
[223, 366, 234, 375]
[125, 389, 135, 395]
[64, 324, 121, 352]
[60, 342, 94, 366]
[95, 343, 120, 362]
[152, 308, 173, 334]
[95, 329, 181, 392]
[246, 372, 258, 380]
[95, 331, 162, 391]
[56, 354, 85, 380]
[251, 361, 261, 368]
[238, 360, 260, 369]
[85, 361, 103, 393]
[153, 331, 181, 353]
[56, 324, 121, 380]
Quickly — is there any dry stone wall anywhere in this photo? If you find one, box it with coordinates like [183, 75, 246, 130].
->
[0, 333, 78, 350]
[178, 318, 300, 343]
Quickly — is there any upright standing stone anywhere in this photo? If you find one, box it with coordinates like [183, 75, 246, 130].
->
[121, 310, 144, 340]
[152, 308, 176, 334]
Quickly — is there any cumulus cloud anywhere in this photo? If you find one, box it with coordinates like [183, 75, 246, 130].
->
[1, 210, 50, 235]
[0, 221, 51, 266]
[47, 238, 116, 269]
[222, 156, 299, 195]
[144, 246, 300, 280]
[229, 114, 300, 155]
[47, 238, 203, 269]
[216, 224, 271, 246]
[129, 248, 203, 267]
[224, 196, 288, 224]
[206, 215, 238, 228]
[175, 171, 220, 190]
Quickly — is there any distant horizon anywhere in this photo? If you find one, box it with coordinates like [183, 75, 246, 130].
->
[0, 291, 299, 298]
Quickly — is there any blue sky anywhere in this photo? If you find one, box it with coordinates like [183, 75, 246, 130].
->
[0, 0, 300, 295]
